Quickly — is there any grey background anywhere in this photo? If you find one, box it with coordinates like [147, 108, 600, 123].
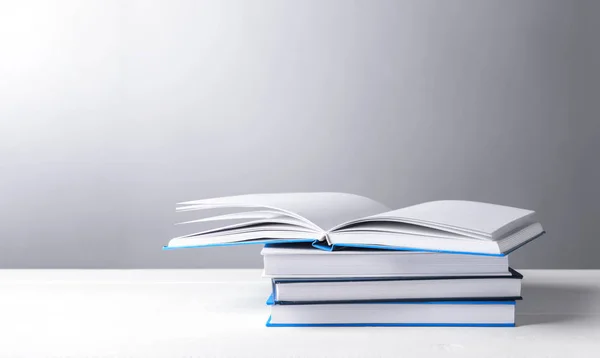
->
[1, 0, 598, 268]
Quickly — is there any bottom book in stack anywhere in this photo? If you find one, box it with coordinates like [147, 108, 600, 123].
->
[262, 244, 522, 327]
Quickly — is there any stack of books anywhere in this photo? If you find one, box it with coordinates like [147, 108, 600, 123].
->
[165, 192, 544, 327]
[262, 245, 522, 327]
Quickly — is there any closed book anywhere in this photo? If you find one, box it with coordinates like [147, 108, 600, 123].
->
[266, 296, 516, 327]
[262, 243, 510, 278]
[271, 268, 523, 304]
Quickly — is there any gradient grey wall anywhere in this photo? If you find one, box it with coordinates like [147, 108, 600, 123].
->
[1, 0, 598, 268]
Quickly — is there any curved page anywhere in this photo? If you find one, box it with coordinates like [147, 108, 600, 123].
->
[332, 200, 537, 240]
[177, 211, 294, 225]
[167, 228, 317, 248]
[173, 217, 316, 239]
[334, 221, 470, 240]
[178, 193, 389, 231]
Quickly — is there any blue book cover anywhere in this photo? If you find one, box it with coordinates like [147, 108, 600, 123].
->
[265, 317, 515, 328]
[164, 232, 545, 257]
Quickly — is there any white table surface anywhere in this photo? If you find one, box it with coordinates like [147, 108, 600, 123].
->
[1, 269, 599, 358]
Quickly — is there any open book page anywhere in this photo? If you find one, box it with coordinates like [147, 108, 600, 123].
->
[176, 211, 316, 232]
[177, 192, 389, 232]
[168, 229, 316, 248]
[334, 221, 467, 239]
[172, 216, 317, 239]
[333, 200, 536, 240]
[176, 210, 284, 224]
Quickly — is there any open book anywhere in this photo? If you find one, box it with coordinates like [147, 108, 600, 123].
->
[165, 193, 545, 256]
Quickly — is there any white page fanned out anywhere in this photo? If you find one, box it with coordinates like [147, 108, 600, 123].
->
[173, 216, 316, 239]
[176, 211, 286, 225]
[177, 193, 389, 231]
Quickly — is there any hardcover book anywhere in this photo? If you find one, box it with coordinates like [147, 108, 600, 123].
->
[265, 295, 516, 327]
[270, 268, 523, 304]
